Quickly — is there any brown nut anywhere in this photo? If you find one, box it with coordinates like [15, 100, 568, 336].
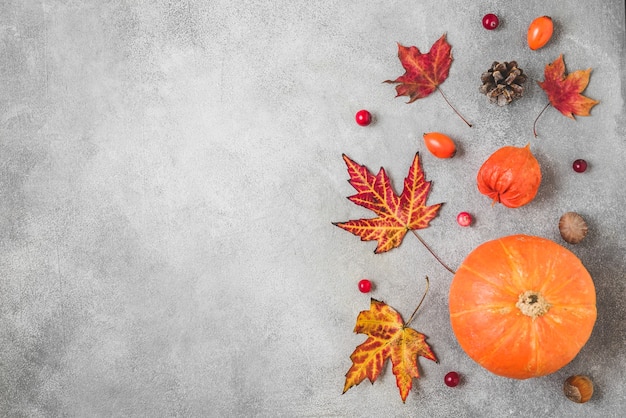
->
[564, 375, 593, 403]
[559, 212, 588, 244]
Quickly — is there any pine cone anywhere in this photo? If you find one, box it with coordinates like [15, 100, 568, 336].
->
[480, 61, 527, 106]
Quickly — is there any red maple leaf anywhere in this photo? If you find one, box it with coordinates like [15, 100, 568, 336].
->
[385, 34, 471, 127]
[333, 153, 441, 254]
[534, 55, 599, 136]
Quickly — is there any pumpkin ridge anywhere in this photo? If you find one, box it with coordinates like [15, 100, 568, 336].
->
[459, 264, 520, 297]
[474, 315, 531, 374]
[497, 239, 532, 290]
[536, 257, 559, 295]
[539, 312, 583, 334]
[543, 305, 597, 328]
[533, 314, 591, 374]
[539, 272, 590, 301]
[546, 302, 596, 309]
[449, 304, 514, 318]
[531, 319, 541, 376]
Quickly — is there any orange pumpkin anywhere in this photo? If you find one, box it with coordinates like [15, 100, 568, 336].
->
[477, 144, 541, 208]
[449, 235, 596, 379]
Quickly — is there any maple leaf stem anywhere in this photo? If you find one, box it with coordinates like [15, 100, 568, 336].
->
[533, 102, 551, 137]
[405, 276, 429, 327]
[437, 87, 472, 127]
[411, 230, 456, 274]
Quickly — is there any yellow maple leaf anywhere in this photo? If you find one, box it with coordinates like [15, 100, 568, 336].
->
[343, 298, 437, 402]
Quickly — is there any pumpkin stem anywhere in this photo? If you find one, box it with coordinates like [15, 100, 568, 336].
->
[405, 276, 429, 327]
[411, 230, 456, 274]
[437, 87, 472, 127]
[516, 290, 551, 318]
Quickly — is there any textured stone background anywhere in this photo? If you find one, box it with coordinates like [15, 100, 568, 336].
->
[1, 1, 625, 417]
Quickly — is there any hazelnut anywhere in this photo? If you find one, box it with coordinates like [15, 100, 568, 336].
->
[564, 375, 593, 403]
[559, 212, 588, 244]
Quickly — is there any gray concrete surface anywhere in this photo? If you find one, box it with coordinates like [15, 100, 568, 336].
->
[1, 1, 625, 417]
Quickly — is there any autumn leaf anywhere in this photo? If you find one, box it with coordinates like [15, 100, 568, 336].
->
[534, 55, 599, 137]
[333, 153, 442, 254]
[343, 297, 437, 402]
[385, 34, 471, 127]
[385, 34, 452, 102]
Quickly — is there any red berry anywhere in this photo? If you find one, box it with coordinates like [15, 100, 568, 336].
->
[457, 212, 472, 227]
[355, 109, 371, 126]
[573, 159, 587, 173]
[482, 13, 499, 30]
[358, 279, 372, 293]
[444, 371, 460, 387]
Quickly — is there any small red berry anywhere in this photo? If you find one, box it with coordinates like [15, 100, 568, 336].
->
[573, 159, 587, 173]
[444, 371, 460, 387]
[358, 279, 372, 293]
[482, 13, 499, 30]
[457, 212, 473, 227]
[355, 109, 372, 126]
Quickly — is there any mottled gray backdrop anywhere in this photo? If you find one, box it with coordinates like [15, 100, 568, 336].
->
[1, 1, 625, 417]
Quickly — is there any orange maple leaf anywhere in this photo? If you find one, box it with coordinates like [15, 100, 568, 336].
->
[385, 34, 471, 127]
[333, 153, 442, 254]
[534, 55, 599, 136]
[343, 298, 437, 402]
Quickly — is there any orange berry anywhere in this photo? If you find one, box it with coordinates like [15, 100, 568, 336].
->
[423, 132, 456, 159]
[527, 16, 553, 50]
